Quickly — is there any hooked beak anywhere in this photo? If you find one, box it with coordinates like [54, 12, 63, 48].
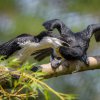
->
[60, 40, 70, 47]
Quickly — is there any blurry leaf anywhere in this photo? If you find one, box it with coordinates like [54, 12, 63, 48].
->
[14, 80, 18, 88]
[0, 58, 77, 100]
[44, 90, 50, 100]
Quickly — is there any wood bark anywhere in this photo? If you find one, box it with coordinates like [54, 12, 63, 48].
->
[39, 56, 100, 78]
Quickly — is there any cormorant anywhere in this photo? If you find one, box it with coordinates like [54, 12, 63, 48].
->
[32, 19, 100, 69]
[0, 31, 67, 66]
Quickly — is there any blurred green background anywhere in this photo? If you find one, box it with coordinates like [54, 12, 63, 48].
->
[0, 0, 100, 100]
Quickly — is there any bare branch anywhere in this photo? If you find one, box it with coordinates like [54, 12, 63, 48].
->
[39, 56, 100, 78]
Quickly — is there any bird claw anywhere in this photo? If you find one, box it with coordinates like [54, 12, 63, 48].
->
[86, 59, 89, 66]
[51, 59, 61, 69]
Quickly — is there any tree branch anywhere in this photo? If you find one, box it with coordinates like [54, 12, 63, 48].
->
[0, 56, 100, 86]
[39, 56, 100, 78]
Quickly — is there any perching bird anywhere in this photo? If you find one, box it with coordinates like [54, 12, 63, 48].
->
[0, 31, 67, 66]
[32, 19, 100, 69]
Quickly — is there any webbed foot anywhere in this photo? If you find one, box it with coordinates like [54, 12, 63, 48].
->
[51, 58, 62, 69]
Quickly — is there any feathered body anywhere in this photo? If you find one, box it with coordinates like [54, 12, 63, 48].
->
[0, 32, 64, 65]
[32, 19, 100, 68]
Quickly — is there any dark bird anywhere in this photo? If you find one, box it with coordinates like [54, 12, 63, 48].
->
[32, 19, 100, 69]
[0, 31, 66, 66]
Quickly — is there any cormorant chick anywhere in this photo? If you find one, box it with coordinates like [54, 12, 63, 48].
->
[0, 31, 66, 66]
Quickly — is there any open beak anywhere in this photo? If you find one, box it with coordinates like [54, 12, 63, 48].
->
[60, 40, 70, 47]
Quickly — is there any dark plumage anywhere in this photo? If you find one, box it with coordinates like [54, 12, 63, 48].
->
[0, 34, 34, 58]
[0, 31, 65, 65]
[32, 19, 100, 68]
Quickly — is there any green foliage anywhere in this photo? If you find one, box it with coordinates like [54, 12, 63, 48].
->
[0, 58, 76, 100]
[0, 0, 16, 13]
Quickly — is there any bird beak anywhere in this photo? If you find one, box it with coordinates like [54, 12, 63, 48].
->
[60, 40, 70, 47]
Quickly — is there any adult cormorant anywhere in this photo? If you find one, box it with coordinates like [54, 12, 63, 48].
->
[32, 19, 100, 69]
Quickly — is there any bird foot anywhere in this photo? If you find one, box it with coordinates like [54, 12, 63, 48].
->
[51, 59, 61, 69]
[85, 58, 90, 67]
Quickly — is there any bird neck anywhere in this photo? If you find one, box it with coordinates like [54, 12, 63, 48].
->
[55, 22, 73, 37]
[39, 37, 62, 49]
[35, 31, 51, 42]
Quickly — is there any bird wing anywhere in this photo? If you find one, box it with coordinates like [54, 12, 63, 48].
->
[32, 48, 53, 61]
[31, 31, 69, 62]
[0, 33, 35, 58]
[78, 24, 100, 42]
